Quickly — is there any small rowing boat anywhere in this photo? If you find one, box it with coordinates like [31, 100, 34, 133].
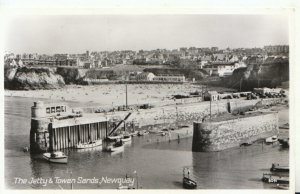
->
[183, 177, 197, 189]
[106, 141, 124, 152]
[43, 151, 68, 164]
[182, 167, 197, 189]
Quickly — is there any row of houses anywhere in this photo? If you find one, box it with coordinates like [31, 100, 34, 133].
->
[130, 72, 186, 82]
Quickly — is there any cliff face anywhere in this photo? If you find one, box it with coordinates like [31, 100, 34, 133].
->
[225, 59, 289, 90]
[4, 67, 65, 90]
[56, 67, 88, 84]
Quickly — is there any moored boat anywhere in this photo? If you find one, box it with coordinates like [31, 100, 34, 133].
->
[121, 135, 132, 143]
[43, 151, 68, 164]
[137, 130, 149, 136]
[270, 163, 289, 172]
[276, 184, 289, 190]
[182, 167, 197, 189]
[106, 141, 124, 152]
[278, 138, 289, 148]
[107, 135, 122, 141]
[183, 177, 197, 189]
[129, 131, 138, 137]
[74, 139, 102, 149]
[262, 173, 289, 184]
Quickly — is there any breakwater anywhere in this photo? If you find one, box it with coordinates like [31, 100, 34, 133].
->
[30, 97, 284, 153]
[192, 111, 279, 152]
[104, 98, 284, 129]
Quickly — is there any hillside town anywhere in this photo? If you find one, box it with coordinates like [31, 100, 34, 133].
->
[4, 45, 288, 80]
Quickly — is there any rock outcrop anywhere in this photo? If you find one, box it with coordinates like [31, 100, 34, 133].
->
[224, 58, 289, 90]
[4, 67, 65, 90]
[56, 67, 88, 84]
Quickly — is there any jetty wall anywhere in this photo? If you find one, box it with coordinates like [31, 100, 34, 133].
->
[105, 98, 284, 130]
[30, 101, 108, 153]
[192, 112, 279, 152]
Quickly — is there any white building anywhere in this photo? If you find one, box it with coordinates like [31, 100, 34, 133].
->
[136, 72, 156, 81]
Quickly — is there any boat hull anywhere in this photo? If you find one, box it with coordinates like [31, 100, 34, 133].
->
[121, 136, 132, 143]
[262, 174, 289, 184]
[108, 146, 124, 152]
[43, 153, 68, 164]
[74, 140, 102, 149]
[183, 177, 197, 189]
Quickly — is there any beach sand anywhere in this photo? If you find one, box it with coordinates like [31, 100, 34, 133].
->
[5, 84, 231, 106]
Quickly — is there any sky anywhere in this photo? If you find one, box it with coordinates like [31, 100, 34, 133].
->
[4, 14, 289, 54]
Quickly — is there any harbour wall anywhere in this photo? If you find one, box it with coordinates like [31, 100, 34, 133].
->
[192, 112, 279, 152]
[29, 98, 284, 153]
[105, 98, 284, 130]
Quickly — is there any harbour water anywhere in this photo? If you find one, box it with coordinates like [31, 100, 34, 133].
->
[5, 96, 289, 189]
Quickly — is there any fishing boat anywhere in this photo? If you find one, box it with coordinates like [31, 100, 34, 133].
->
[43, 151, 68, 164]
[121, 135, 132, 143]
[137, 130, 149, 136]
[262, 173, 289, 184]
[107, 135, 123, 141]
[106, 141, 124, 152]
[270, 163, 289, 172]
[129, 131, 138, 137]
[265, 135, 278, 144]
[182, 168, 197, 189]
[74, 139, 102, 149]
[276, 184, 289, 190]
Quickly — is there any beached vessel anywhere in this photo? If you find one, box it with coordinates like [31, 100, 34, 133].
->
[43, 151, 68, 164]
[74, 139, 102, 149]
[265, 135, 278, 144]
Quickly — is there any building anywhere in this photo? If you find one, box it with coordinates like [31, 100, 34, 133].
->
[203, 62, 246, 77]
[253, 87, 283, 95]
[153, 75, 185, 82]
[30, 101, 108, 153]
[264, 45, 289, 54]
[136, 72, 156, 81]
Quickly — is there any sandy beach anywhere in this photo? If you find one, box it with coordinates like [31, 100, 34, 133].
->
[4, 84, 231, 106]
